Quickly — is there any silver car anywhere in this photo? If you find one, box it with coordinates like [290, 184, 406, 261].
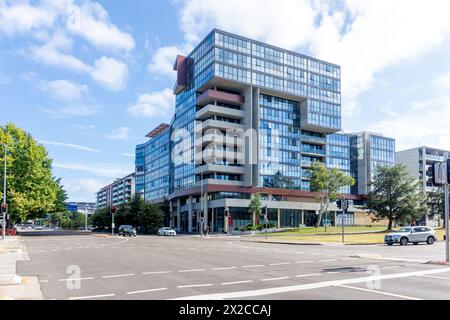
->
[158, 227, 176, 236]
[385, 226, 437, 246]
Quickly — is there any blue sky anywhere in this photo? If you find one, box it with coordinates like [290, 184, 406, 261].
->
[1, 0, 450, 202]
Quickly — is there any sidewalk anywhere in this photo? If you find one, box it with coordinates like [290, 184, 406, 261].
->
[0, 237, 43, 300]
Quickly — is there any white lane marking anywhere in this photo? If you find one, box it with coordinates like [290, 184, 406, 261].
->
[269, 262, 291, 266]
[296, 261, 314, 264]
[173, 267, 450, 300]
[295, 273, 322, 278]
[382, 266, 400, 270]
[177, 284, 213, 288]
[142, 271, 172, 275]
[340, 258, 355, 261]
[69, 293, 115, 300]
[36, 250, 46, 253]
[420, 275, 450, 280]
[102, 273, 134, 279]
[212, 267, 236, 271]
[261, 277, 290, 282]
[38, 280, 49, 283]
[319, 259, 337, 262]
[58, 277, 94, 282]
[51, 249, 60, 252]
[326, 272, 342, 274]
[221, 280, 254, 286]
[337, 284, 422, 300]
[178, 269, 206, 273]
[126, 288, 167, 295]
[242, 265, 265, 268]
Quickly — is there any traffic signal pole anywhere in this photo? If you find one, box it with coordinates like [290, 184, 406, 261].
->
[444, 152, 449, 263]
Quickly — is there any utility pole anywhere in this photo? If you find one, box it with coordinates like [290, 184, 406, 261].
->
[342, 197, 347, 244]
[264, 205, 268, 240]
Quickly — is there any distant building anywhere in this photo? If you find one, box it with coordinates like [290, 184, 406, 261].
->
[396, 146, 449, 226]
[96, 173, 136, 209]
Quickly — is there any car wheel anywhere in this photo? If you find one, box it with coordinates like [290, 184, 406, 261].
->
[400, 237, 408, 246]
[386, 242, 394, 246]
[427, 236, 435, 245]
[413, 242, 419, 245]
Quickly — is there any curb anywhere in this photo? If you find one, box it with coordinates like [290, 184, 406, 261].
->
[240, 239, 324, 246]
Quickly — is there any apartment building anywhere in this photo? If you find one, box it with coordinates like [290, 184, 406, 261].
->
[96, 173, 136, 209]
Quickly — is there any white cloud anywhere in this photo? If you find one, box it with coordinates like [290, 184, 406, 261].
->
[172, 0, 450, 114]
[368, 95, 450, 152]
[64, 178, 106, 199]
[67, 2, 135, 52]
[38, 79, 88, 101]
[122, 153, 135, 158]
[0, 1, 55, 35]
[104, 127, 130, 140]
[54, 162, 132, 178]
[41, 104, 102, 118]
[148, 45, 186, 79]
[91, 56, 128, 91]
[128, 88, 174, 119]
[39, 140, 100, 153]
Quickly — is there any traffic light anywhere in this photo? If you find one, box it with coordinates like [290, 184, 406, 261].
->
[432, 162, 446, 186]
[447, 159, 450, 184]
[111, 206, 117, 214]
[1, 203, 7, 214]
[336, 199, 342, 209]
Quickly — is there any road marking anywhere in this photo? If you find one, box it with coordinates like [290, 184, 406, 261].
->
[221, 280, 254, 286]
[261, 277, 290, 282]
[142, 271, 172, 275]
[296, 261, 314, 264]
[242, 265, 265, 268]
[126, 288, 167, 295]
[326, 272, 342, 274]
[382, 266, 400, 270]
[51, 249, 60, 252]
[69, 293, 115, 300]
[340, 258, 355, 261]
[102, 273, 134, 279]
[38, 280, 49, 283]
[295, 273, 322, 278]
[36, 250, 46, 253]
[420, 275, 450, 280]
[269, 262, 291, 266]
[177, 284, 213, 288]
[337, 284, 422, 300]
[173, 267, 450, 300]
[212, 267, 236, 271]
[178, 269, 206, 273]
[58, 277, 95, 282]
[319, 259, 337, 262]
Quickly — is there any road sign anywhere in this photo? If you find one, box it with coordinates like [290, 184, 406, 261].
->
[432, 162, 446, 186]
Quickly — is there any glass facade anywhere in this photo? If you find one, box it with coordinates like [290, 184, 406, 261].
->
[135, 143, 146, 195]
[326, 133, 352, 194]
[370, 135, 396, 178]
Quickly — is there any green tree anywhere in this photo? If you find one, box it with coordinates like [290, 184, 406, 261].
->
[138, 203, 164, 234]
[91, 207, 110, 228]
[365, 164, 428, 230]
[0, 123, 62, 223]
[248, 193, 263, 226]
[310, 162, 355, 228]
[427, 187, 445, 222]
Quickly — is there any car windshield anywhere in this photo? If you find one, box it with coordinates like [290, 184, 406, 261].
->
[398, 227, 412, 233]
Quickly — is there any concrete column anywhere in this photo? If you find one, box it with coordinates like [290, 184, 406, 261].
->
[334, 211, 337, 227]
[301, 210, 305, 225]
[169, 201, 173, 228]
[204, 193, 209, 231]
[211, 208, 215, 233]
[188, 196, 193, 233]
[277, 208, 281, 229]
[176, 198, 181, 232]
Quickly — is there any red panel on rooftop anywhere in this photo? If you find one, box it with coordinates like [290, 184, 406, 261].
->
[145, 123, 170, 138]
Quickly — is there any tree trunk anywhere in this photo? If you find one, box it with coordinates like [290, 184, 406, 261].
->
[252, 211, 256, 226]
[387, 218, 393, 231]
[315, 197, 324, 228]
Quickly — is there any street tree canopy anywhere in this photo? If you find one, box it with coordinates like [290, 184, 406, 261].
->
[365, 164, 427, 230]
[310, 162, 355, 228]
[0, 123, 65, 223]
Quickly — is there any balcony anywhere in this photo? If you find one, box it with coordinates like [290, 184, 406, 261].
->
[196, 104, 244, 120]
[301, 134, 326, 145]
[196, 89, 245, 107]
[302, 148, 326, 157]
[201, 119, 245, 131]
[425, 154, 444, 162]
[195, 164, 245, 175]
[195, 148, 245, 164]
[196, 131, 245, 147]
[196, 179, 244, 187]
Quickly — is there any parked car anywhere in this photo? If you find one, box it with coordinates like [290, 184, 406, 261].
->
[118, 225, 136, 237]
[385, 226, 437, 246]
[158, 227, 176, 236]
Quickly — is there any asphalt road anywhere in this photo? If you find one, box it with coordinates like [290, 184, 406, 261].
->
[16, 234, 450, 300]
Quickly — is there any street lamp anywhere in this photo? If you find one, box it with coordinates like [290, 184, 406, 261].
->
[264, 205, 268, 240]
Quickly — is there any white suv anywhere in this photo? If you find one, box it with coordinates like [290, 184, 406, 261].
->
[385, 226, 437, 246]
